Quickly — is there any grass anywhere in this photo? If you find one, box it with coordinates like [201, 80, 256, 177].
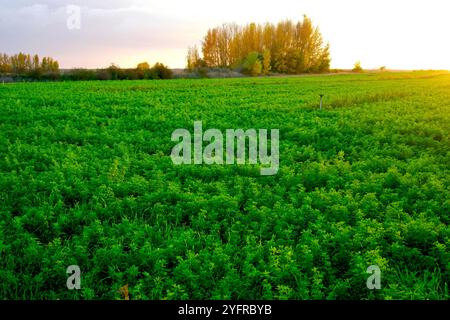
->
[0, 71, 449, 299]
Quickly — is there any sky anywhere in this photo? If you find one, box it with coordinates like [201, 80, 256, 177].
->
[1, 0, 449, 70]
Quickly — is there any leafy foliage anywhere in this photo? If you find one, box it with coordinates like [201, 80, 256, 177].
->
[242, 52, 263, 76]
[0, 52, 60, 80]
[0, 71, 448, 300]
[353, 61, 363, 73]
[198, 16, 330, 74]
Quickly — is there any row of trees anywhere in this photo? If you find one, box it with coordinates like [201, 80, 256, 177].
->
[0, 52, 173, 81]
[0, 52, 60, 79]
[187, 16, 331, 75]
[66, 62, 173, 81]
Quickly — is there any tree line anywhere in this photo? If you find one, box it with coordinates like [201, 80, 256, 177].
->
[66, 62, 173, 81]
[0, 52, 173, 81]
[187, 16, 331, 76]
[0, 52, 60, 80]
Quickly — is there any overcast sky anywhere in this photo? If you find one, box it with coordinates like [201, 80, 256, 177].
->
[1, 0, 449, 69]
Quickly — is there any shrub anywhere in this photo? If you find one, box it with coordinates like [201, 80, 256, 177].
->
[242, 52, 263, 76]
[149, 62, 173, 79]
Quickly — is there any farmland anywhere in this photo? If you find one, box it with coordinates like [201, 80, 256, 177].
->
[0, 71, 449, 299]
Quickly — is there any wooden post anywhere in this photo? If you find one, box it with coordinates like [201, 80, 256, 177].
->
[319, 94, 324, 110]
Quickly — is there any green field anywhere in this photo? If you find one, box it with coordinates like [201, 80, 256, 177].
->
[0, 71, 449, 300]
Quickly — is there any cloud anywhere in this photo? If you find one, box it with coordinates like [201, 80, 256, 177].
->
[0, 1, 203, 67]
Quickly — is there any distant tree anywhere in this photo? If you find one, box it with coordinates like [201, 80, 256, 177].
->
[149, 62, 173, 79]
[25, 54, 32, 72]
[202, 28, 220, 67]
[12, 52, 27, 74]
[262, 49, 271, 75]
[107, 63, 122, 80]
[137, 62, 150, 71]
[353, 61, 363, 72]
[28, 54, 42, 79]
[380, 66, 386, 71]
[32, 54, 40, 70]
[50, 59, 59, 73]
[40, 57, 60, 80]
[41, 57, 48, 73]
[316, 43, 331, 73]
[186, 46, 201, 71]
[135, 62, 150, 79]
[0, 54, 11, 74]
